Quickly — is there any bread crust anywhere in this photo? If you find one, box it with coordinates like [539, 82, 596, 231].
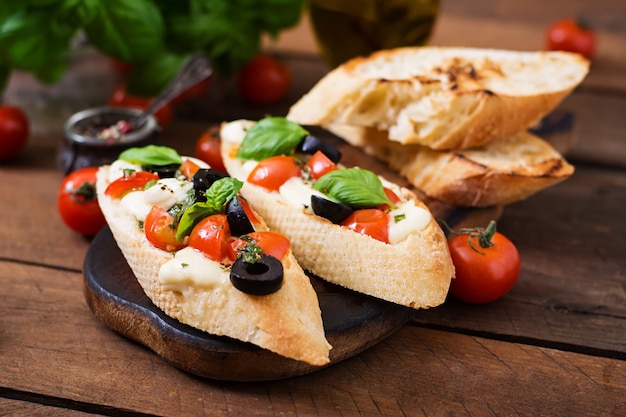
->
[327, 124, 574, 207]
[220, 122, 455, 309]
[287, 47, 589, 150]
[96, 166, 331, 366]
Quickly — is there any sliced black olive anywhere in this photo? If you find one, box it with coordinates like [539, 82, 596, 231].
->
[230, 254, 283, 295]
[142, 164, 179, 178]
[296, 135, 342, 163]
[225, 196, 255, 236]
[193, 168, 229, 202]
[311, 195, 353, 224]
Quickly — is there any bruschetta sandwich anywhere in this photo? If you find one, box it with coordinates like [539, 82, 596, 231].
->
[96, 145, 331, 366]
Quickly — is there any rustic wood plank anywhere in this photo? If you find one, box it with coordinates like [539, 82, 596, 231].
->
[0, 398, 101, 417]
[1, 262, 625, 416]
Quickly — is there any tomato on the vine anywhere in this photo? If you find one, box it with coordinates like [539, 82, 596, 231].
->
[546, 18, 596, 60]
[57, 167, 106, 236]
[144, 206, 186, 252]
[247, 155, 302, 191]
[0, 105, 29, 162]
[194, 127, 226, 172]
[341, 209, 389, 243]
[448, 220, 521, 304]
[238, 54, 292, 105]
[109, 84, 173, 128]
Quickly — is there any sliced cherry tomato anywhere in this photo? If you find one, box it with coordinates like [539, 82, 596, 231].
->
[57, 167, 106, 236]
[0, 105, 29, 162]
[247, 155, 302, 192]
[238, 196, 260, 226]
[179, 158, 201, 179]
[194, 127, 226, 172]
[546, 18, 596, 60]
[109, 84, 173, 128]
[144, 206, 186, 252]
[228, 231, 291, 262]
[238, 54, 292, 105]
[305, 150, 338, 180]
[448, 221, 521, 304]
[188, 214, 231, 262]
[377, 187, 402, 211]
[105, 171, 159, 199]
[341, 208, 389, 243]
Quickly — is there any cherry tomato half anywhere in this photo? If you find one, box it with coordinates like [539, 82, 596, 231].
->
[305, 150, 338, 180]
[448, 221, 521, 304]
[194, 127, 226, 172]
[57, 167, 106, 236]
[341, 208, 389, 243]
[228, 231, 291, 262]
[105, 171, 159, 199]
[546, 18, 596, 60]
[109, 84, 173, 128]
[188, 214, 231, 262]
[0, 105, 29, 162]
[377, 187, 402, 211]
[247, 155, 302, 192]
[179, 158, 201, 179]
[144, 206, 186, 252]
[238, 54, 292, 105]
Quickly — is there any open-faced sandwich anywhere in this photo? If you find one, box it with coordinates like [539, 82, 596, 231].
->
[220, 117, 455, 310]
[96, 145, 331, 366]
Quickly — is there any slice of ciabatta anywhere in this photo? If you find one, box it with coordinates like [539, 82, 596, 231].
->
[327, 124, 574, 207]
[287, 47, 589, 150]
[220, 120, 454, 310]
[96, 161, 331, 366]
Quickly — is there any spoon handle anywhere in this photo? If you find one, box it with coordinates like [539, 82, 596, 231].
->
[130, 53, 213, 130]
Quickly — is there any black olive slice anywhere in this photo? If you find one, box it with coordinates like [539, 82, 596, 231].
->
[311, 195, 353, 224]
[142, 164, 179, 178]
[230, 254, 284, 295]
[193, 168, 229, 202]
[225, 196, 255, 236]
[296, 135, 342, 163]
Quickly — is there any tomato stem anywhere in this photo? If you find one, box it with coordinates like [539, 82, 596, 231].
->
[70, 181, 97, 204]
[459, 220, 497, 254]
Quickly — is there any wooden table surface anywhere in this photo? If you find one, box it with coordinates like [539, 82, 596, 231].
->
[1, 0, 625, 415]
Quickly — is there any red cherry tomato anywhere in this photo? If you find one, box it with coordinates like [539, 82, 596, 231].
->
[144, 206, 186, 252]
[188, 214, 231, 262]
[228, 231, 291, 262]
[57, 167, 106, 236]
[377, 187, 402, 211]
[104, 171, 159, 199]
[238, 54, 292, 105]
[109, 85, 173, 128]
[194, 127, 226, 172]
[238, 196, 260, 226]
[305, 150, 338, 180]
[448, 221, 521, 304]
[341, 208, 389, 243]
[247, 155, 302, 192]
[546, 18, 596, 59]
[0, 105, 29, 162]
[179, 158, 201, 179]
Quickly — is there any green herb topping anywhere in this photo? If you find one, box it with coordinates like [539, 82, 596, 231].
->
[119, 145, 183, 166]
[313, 168, 394, 209]
[236, 117, 309, 161]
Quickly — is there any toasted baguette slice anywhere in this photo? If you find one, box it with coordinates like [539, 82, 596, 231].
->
[96, 163, 331, 366]
[220, 120, 454, 310]
[327, 124, 574, 207]
[287, 47, 589, 150]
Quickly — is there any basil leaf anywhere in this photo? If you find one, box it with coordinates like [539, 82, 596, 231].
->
[313, 168, 392, 209]
[119, 145, 183, 166]
[176, 177, 243, 239]
[237, 117, 309, 161]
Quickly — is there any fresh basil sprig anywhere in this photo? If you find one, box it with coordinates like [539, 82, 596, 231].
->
[313, 168, 393, 209]
[236, 117, 309, 161]
[119, 145, 183, 166]
[176, 177, 243, 239]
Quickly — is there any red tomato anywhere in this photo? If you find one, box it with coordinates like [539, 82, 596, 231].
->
[57, 167, 106, 236]
[305, 150, 338, 180]
[144, 206, 186, 252]
[546, 18, 596, 59]
[238, 54, 292, 105]
[109, 84, 173, 128]
[108, 58, 133, 75]
[448, 221, 521, 304]
[0, 105, 29, 162]
[179, 158, 201, 179]
[341, 209, 389, 243]
[377, 187, 402, 211]
[228, 231, 291, 261]
[194, 128, 226, 172]
[238, 196, 260, 226]
[188, 214, 231, 262]
[247, 155, 302, 191]
[105, 171, 159, 199]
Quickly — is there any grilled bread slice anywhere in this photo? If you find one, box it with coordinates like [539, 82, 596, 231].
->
[220, 119, 455, 310]
[96, 159, 331, 366]
[287, 47, 589, 150]
[327, 124, 574, 207]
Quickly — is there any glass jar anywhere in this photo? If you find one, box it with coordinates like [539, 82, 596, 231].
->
[57, 106, 160, 174]
[308, 0, 440, 68]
